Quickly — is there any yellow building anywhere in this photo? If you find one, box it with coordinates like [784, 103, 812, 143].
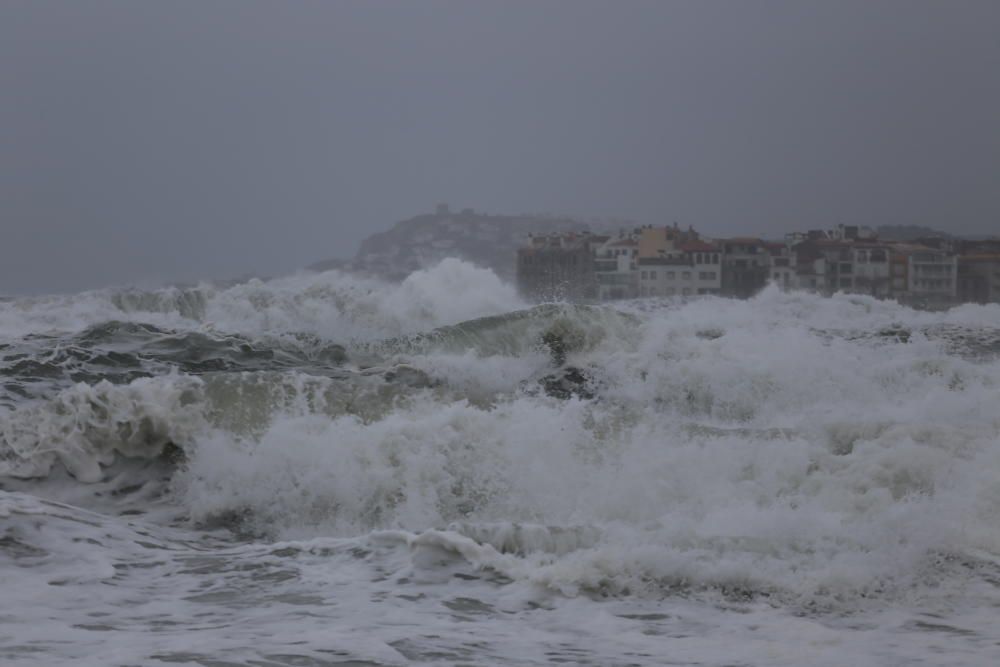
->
[637, 224, 701, 259]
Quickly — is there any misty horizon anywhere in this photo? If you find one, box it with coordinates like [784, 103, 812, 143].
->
[3, 0, 998, 294]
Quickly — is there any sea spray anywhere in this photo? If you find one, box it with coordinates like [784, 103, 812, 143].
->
[3, 261, 1000, 666]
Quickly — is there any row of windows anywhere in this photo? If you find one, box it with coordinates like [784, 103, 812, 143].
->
[913, 279, 953, 290]
[639, 270, 718, 281]
[640, 287, 720, 296]
[694, 253, 721, 264]
[730, 259, 762, 268]
[913, 264, 953, 274]
[854, 250, 887, 262]
[519, 255, 583, 266]
[597, 274, 635, 285]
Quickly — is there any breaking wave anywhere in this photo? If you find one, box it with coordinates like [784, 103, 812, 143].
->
[0, 257, 523, 340]
[4, 260, 1000, 613]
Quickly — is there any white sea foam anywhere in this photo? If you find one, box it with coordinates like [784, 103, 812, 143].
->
[0, 375, 205, 482]
[0, 258, 524, 341]
[4, 263, 1000, 666]
[164, 284, 1000, 606]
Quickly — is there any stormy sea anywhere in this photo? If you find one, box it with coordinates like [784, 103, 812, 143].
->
[3, 258, 1000, 667]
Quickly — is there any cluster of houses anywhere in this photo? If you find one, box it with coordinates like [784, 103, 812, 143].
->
[516, 223, 1000, 306]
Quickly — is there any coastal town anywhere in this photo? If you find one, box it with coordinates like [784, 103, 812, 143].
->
[307, 204, 999, 309]
[517, 223, 1000, 307]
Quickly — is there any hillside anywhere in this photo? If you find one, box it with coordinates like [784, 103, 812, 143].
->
[310, 207, 589, 282]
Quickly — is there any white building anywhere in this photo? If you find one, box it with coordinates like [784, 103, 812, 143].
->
[637, 242, 721, 297]
[767, 243, 796, 290]
[789, 240, 891, 296]
[907, 249, 957, 300]
[594, 237, 639, 300]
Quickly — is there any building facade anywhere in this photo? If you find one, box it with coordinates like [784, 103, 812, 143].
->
[720, 238, 769, 298]
[905, 248, 958, 304]
[515, 221, 987, 307]
[594, 236, 639, 300]
[637, 241, 721, 297]
[516, 232, 601, 301]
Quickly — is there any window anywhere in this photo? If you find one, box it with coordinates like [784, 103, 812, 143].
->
[682, 287, 691, 295]
[682, 271, 691, 280]
[640, 271, 648, 280]
[666, 271, 675, 279]
[666, 287, 676, 295]
[699, 271, 716, 280]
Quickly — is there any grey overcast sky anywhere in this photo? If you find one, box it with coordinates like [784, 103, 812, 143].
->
[1, 1, 998, 294]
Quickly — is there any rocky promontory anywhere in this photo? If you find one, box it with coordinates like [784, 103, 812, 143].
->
[309, 205, 589, 282]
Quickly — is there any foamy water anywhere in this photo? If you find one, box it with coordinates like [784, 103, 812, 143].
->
[3, 259, 1000, 666]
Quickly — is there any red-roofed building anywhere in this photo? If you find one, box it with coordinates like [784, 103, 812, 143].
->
[637, 239, 722, 297]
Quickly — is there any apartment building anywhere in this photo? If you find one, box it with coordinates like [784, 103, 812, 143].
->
[906, 248, 958, 302]
[594, 236, 639, 300]
[516, 232, 603, 301]
[957, 240, 1000, 303]
[720, 238, 769, 298]
[637, 241, 721, 297]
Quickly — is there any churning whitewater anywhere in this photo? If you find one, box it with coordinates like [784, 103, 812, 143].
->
[3, 259, 1000, 666]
